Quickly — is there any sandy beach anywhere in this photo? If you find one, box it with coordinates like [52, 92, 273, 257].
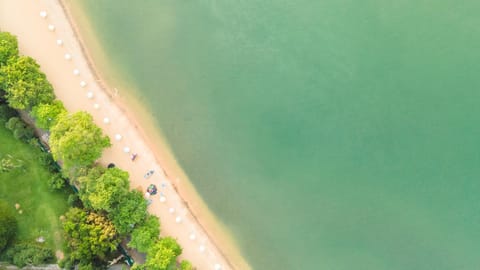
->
[0, 0, 250, 269]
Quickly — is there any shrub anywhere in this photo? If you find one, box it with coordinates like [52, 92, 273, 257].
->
[5, 116, 34, 141]
[179, 260, 194, 270]
[48, 173, 66, 190]
[5, 243, 54, 267]
[67, 193, 82, 207]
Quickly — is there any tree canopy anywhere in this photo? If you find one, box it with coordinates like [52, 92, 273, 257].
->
[144, 237, 182, 270]
[109, 190, 147, 235]
[0, 200, 17, 252]
[78, 167, 130, 212]
[128, 214, 160, 253]
[0, 56, 55, 110]
[0, 31, 18, 66]
[49, 112, 111, 171]
[30, 100, 67, 130]
[62, 207, 119, 266]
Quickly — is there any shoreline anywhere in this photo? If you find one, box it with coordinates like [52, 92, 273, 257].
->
[0, 0, 250, 269]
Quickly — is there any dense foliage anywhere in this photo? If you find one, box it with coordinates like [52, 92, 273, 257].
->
[49, 112, 111, 172]
[128, 214, 160, 253]
[30, 100, 67, 130]
[78, 167, 130, 212]
[0, 32, 18, 66]
[0, 56, 55, 110]
[109, 190, 147, 235]
[62, 207, 119, 267]
[144, 237, 183, 270]
[0, 200, 17, 252]
[5, 243, 54, 267]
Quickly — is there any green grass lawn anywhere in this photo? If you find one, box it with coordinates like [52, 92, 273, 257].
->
[0, 125, 69, 254]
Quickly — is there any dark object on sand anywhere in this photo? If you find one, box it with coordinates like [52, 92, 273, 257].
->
[108, 163, 115, 169]
[147, 184, 157, 195]
[144, 170, 154, 178]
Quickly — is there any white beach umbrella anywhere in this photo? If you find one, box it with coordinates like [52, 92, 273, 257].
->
[214, 264, 222, 270]
[199, 245, 206, 252]
[175, 216, 182, 223]
[64, 53, 72, 60]
[73, 69, 80, 75]
[168, 207, 175, 214]
[123, 147, 130, 153]
[86, 91, 94, 99]
[40, 11, 47, 18]
[159, 196, 166, 203]
[103, 117, 110, 124]
[80, 81, 87, 87]
[189, 233, 196, 241]
[56, 39, 63, 46]
[48, 24, 55, 31]
[115, 134, 122, 141]
[93, 103, 100, 109]
[144, 192, 150, 199]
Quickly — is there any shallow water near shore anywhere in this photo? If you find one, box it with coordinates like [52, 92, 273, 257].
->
[73, 1, 480, 269]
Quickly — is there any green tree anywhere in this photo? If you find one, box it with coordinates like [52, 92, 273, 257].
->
[0, 56, 55, 110]
[179, 260, 194, 270]
[62, 208, 119, 265]
[30, 100, 67, 130]
[0, 32, 18, 66]
[78, 167, 130, 212]
[49, 112, 111, 171]
[128, 215, 160, 253]
[109, 190, 147, 235]
[0, 200, 17, 251]
[144, 237, 182, 270]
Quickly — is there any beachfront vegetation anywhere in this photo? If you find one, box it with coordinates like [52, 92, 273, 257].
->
[144, 237, 182, 270]
[78, 167, 129, 212]
[179, 260, 194, 270]
[0, 32, 18, 66]
[0, 200, 17, 252]
[49, 111, 111, 173]
[61, 208, 120, 268]
[30, 100, 67, 130]
[109, 190, 148, 236]
[0, 30, 195, 269]
[128, 214, 160, 253]
[0, 56, 55, 110]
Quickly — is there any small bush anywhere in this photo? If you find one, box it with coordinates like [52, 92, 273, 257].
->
[5, 243, 54, 267]
[67, 193, 82, 207]
[179, 260, 194, 270]
[48, 173, 66, 190]
[5, 116, 34, 141]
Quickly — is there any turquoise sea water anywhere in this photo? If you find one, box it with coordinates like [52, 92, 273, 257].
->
[75, 1, 480, 269]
